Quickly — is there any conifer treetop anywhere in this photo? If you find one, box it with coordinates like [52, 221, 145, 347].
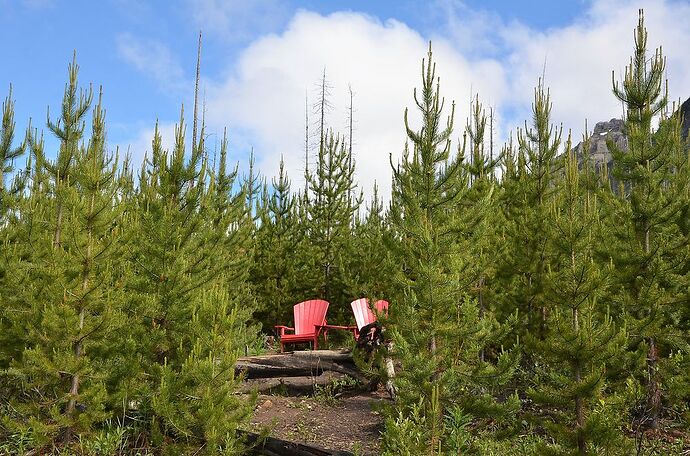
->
[612, 9, 667, 126]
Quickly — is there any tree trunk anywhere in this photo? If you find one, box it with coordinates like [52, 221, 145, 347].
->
[384, 341, 396, 400]
[643, 225, 661, 429]
[65, 194, 93, 439]
[66, 307, 84, 415]
[575, 386, 585, 455]
[572, 257, 586, 455]
[646, 336, 660, 429]
[53, 201, 63, 248]
[478, 276, 485, 362]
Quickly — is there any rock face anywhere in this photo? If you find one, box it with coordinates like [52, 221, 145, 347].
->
[574, 118, 627, 174]
[574, 97, 690, 175]
[681, 97, 690, 140]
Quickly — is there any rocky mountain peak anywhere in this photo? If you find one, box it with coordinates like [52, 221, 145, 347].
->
[574, 118, 626, 174]
[681, 97, 690, 139]
[574, 97, 690, 173]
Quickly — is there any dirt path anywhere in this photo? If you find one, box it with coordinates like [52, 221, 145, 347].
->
[250, 389, 389, 455]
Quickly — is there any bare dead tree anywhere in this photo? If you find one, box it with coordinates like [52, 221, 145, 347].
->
[313, 68, 333, 156]
[192, 31, 202, 151]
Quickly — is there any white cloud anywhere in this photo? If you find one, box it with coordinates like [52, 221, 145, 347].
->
[204, 11, 508, 201]
[429, 0, 507, 57]
[497, 0, 690, 140]
[118, 0, 690, 201]
[116, 33, 188, 93]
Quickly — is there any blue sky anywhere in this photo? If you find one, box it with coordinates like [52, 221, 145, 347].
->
[2, 0, 689, 199]
[0, 1, 584, 143]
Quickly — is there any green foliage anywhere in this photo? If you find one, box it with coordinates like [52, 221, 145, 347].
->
[606, 10, 690, 430]
[2, 79, 123, 442]
[350, 183, 398, 303]
[150, 287, 255, 453]
[0, 84, 25, 217]
[122, 115, 257, 453]
[381, 398, 434, 456]
[305, 131, 360, 321]
[523, 129, 628, 455]
[0, 84, 27, 368]
[494, 80, 562, 339]
[2, 8, 690, 454]
[384, 44, 519, 454]
[312, 375, 359, 406]
[77, 421, 128, 455]
[250, 157, 302, 329]
[0, 61, 256, 454]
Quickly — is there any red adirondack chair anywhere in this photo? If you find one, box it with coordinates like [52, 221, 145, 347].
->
[275, 299, 330, 352]
[350, 298, 389, 339]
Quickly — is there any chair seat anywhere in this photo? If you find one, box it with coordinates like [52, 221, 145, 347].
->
[280, 333, 316, 342]
[276, 299, 330, 352]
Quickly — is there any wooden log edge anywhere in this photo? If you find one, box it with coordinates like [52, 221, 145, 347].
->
[239, 371, 349, 395]
[235, 350, 366, 383]
[239, 430, 355, 456]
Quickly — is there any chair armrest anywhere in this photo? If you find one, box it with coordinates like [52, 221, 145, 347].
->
[316, 324, 358, 338]
[347, 325, 359, 337]
[318, 324, 352, 330]
[274, 325, 294, 336]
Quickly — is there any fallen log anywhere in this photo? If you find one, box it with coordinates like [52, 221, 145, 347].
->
[240, 430, 354, 456]
[287, 349, 353, 362]
[236, 350, 363, 382]
[239, 371, 348, 395]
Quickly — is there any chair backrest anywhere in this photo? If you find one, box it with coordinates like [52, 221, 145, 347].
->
[293, 299, 329, 335]
[351, 298, 389, 330]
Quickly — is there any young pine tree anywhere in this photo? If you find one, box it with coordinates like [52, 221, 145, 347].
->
[0, 85, 26, 363]
[606, 10, 690, 430]
[251, 157, 302, 329]
[350, 182, 398, 303]
[0, 85, 25, 218]
[46, 56, 93, 249]
[384, 44, 518, 454]
[459, 95, 503, 362]
[494, 81, 562, 342]
[3, 81, 127, 446]
[306, 130, 359, 321]
[530, 140, 628, 455]
[126, 115, 255, 453]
